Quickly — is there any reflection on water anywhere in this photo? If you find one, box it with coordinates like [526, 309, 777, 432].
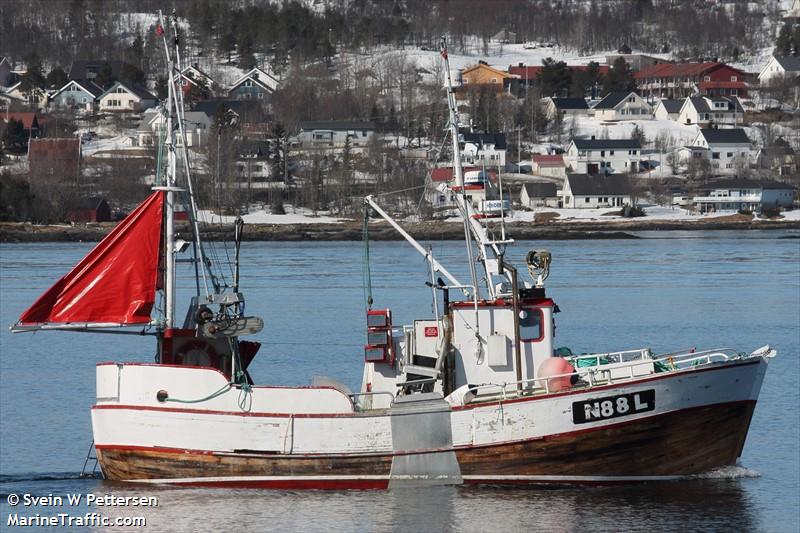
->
[0, 477, 761, 533]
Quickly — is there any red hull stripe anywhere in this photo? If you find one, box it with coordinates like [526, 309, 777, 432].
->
[94, 399, 755, 457]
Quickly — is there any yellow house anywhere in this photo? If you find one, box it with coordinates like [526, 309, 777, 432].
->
[461, 62, 512, 87]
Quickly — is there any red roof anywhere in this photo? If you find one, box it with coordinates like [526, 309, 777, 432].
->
[508, 65, 609, 81]
[634, 62, 742, 79]
[431, 166, 496, 182]
[698, 81, 748, 90]
[3, 112, 39, 130]
[532, 154, 564, 166]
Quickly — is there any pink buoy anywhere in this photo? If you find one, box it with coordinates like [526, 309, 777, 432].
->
[537, 357, 576, 392]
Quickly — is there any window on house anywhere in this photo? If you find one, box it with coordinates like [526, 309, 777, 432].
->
[578, 150, 587, 157]
[732, 89, 738, 96]
[727, 152, 733, 158]
[585, 197, 590, 203]
[712, 152, 720, 159]
[610, 150, 615, 156]
[731, 76, 737, 82]
[601, 150, 605, 157]
[704, 76, 711, 81]
[726, 163, 733, 169]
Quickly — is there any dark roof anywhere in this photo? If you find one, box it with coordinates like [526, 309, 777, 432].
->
[567, 174, 633, 196]
[700, 179, 794, 191]
[299, 121, 377, 131]
[593, 91, 636, 109]
[774, 56, 800, 71]
[572, 138, 641, 150]
[462, 132, 507, 150]
[658, 99, 684, 113]
[522, 182, 557, 198]
[100, 81, 156, 101]
[688, 96, 743, 114]
[699, 128, 750, 144]
[551, 97, 588, 110]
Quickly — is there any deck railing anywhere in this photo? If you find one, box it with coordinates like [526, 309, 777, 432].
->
[460, 347, 741, 405]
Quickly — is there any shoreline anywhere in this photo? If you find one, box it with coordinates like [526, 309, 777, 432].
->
[1, 216, 798, 243]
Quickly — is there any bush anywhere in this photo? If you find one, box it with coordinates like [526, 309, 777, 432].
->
[737, 208, 752, 216]
[760, 206, 781, 219]
[622, 205, 645, 218]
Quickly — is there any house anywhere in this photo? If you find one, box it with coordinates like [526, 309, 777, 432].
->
[531, 154, 566, 178]
[49, 80, 104, 112]
[98, 81, 157, 112]
[461, 62, 512, 90]
[564, 138, 643, 175]
[67, 197, 111, 223]
[520, 182, 559, 208]
[491, 30, 517, 44]
[592, 91, 652, 121]
[559, 173, 633, 208]
[176, 63, 216, 99]
[758, 56, 800, 85]
[234, 140, 277, 189]
[543, 97, 589, 119]
[653, 99, 684, 121]
[677, 96, 744, 127]
[634, 62, 748, 98]
[692, 179, 795, 214]
[27, 138, 81, 178]
[3, 112, 41, 139]
[295, 121, 376, 148]
[460, 132, 506, 168]
[4, 81, 48, 109]
[228, 67, 279, 101]
[755, 139, 798, 177]
[678, 128, 753, 175]
[136, 110, 213, 147]
[0, 57, 17, 88]
[428, 166, 497, 211]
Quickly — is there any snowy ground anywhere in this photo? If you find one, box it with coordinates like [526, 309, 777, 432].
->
[197, 207, 344, 225]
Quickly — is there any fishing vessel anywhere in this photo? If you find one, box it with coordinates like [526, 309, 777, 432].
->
[11, 25, 776, 489]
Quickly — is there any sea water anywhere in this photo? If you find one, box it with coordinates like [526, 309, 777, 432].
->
[1, 231, 798, 532]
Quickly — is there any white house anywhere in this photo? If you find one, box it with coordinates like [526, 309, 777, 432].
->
[49, 80, 104, 113]
[520, 182, 559, 208]
[758, 56, 800, 85]
[295, 121, 377, 148]
[98, 81, 157, 112]
[591, 91, 652, 121]
[559, 173, 633, 208]
[677, 96, 743, 127]
[136, 111, 212, 147]
[692, 179, 795, 213]
[460, 132, 506, 168]
[564, 138, 643, 175]
[653, 99, 684, 121]
[531, 154, 566, 178]
[678, 128, 753, 175]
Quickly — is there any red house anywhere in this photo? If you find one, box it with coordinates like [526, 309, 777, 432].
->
[67, 197, 111, 223]
[634, 62, 748, 98]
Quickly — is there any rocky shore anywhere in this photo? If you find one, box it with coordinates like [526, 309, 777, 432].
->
[2, 214, 798, 243]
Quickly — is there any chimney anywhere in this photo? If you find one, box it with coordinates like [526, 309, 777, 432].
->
[591, 135, 596, 140]
[518, 62, 524, 68]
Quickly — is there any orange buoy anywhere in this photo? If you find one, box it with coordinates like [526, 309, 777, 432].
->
[537, 357, 576, 392]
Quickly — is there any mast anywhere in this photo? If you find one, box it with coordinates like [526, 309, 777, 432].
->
[440, 38, 513, 299]
[158, 10, 178, 329]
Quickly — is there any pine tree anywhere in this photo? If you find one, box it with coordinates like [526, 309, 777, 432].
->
[2, 119, 28, 154]
[775, 23, 793, 56]
[46, 67, 68, 90]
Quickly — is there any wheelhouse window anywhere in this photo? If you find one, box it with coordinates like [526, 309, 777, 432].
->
[520, 308, 543, 342]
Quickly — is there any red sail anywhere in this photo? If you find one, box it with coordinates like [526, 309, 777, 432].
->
[16, 191, 164, 328]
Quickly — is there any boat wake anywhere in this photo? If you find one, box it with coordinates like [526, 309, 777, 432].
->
[691, 465, 761, 480]
[0, 472, 97, 484]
